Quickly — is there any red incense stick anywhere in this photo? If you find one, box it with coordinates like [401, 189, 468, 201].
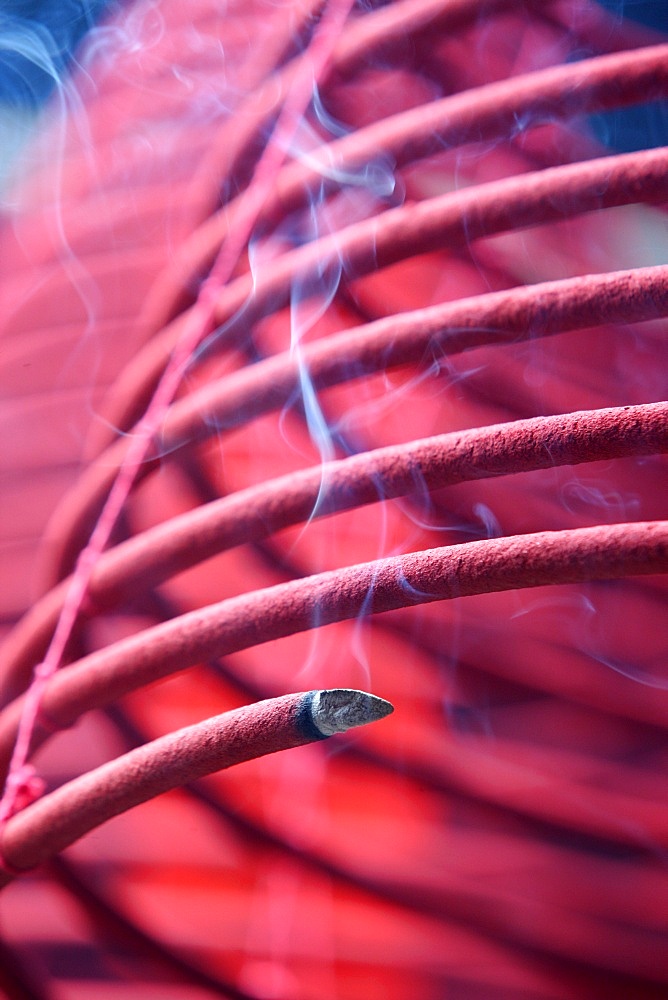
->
[1, 399, 665, 699]
[39, 263, 668, 581]
[0, 519, 664, 787]
[0, 0, 356, 827]
[0, 689, 393, 885]
[84, 149, 668, 444]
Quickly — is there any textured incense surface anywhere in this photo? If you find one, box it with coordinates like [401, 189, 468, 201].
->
[0, 0, 666, 997]
[0, 690, 392, 881]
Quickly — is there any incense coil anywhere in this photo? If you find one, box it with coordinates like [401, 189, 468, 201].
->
[0, 0, 667, 997]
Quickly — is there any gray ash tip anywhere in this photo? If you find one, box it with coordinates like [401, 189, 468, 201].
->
[310, 688, 394, 736]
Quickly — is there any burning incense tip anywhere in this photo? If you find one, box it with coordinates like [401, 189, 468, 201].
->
[307, 689, 394, 737]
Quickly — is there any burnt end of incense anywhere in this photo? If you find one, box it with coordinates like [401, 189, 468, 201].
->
[298, 689, 394, 741]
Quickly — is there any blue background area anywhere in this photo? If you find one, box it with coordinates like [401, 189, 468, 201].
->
[0, 0, 665, 148]
[0, 1, 118, 108]
[586, 1, 668, 151]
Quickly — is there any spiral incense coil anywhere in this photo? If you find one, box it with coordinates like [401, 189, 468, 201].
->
[0, 1, 666, 998]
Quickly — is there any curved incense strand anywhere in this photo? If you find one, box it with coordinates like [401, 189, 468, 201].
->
[0, 0, 356, 828]
[1, 0, 666, 994]
[92, 146, 668, 443]
[0, 520, 664, 786]
[1, 400, 665, 700]
[137, 43, 668, 338]
[0, 689, 393, 884]
[40, 264, 668, 585]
